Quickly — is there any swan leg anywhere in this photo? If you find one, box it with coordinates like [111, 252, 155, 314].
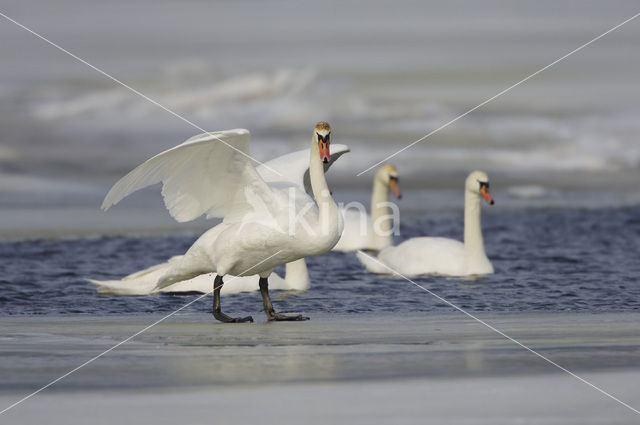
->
[259, 277, 309, 321]
[212, 275, 254, 323]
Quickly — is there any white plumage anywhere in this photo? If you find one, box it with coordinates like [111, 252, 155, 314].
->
[91, 140, 349, 295]
[333, 164, 401, 252]
[99, 123, 344, 322]
[89, 256, 310, 295]
[357, 171, 495, 278]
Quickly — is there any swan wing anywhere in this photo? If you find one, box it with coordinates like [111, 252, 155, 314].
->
[257, 144, 349, 196]
[101, 129, 274, 222]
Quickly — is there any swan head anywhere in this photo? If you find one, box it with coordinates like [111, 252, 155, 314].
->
[376, 164, 402, 199]
[314, 121, 331, 163]
[466, 170, 494, 205]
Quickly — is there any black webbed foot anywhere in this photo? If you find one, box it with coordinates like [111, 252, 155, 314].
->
[213, 310, 254, 323]
[259, 277, 309, 322]
[212, 275, 254, 324]
[266, 311, 310, 322]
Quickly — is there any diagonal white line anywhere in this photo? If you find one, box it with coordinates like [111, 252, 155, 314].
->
[356, 250, 640, 416]
[0, 249, 283, 416]
[0, 10, 282, 176]
[357, 11, 640, 176]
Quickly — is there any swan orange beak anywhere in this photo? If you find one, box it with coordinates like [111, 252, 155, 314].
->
[480, 185, 494, 205]
[318, 140, 330, 163]
[389, 177, 402, 199]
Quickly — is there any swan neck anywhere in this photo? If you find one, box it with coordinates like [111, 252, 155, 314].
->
[369, 178, 393, 249]
[309, 138, 332, 206]
[284, 259, 310, 291]
[309, 137, 340, 239]
[464, 191, 485, 257]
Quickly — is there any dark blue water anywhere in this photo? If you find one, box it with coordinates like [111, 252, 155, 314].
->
[1, 207, 639, 316]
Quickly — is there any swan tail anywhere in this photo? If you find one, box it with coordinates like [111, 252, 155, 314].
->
[87, 257, 182, 295]
[87, 277, 159, 295]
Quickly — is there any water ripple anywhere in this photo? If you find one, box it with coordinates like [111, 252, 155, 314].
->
[0, 207, 639, 315]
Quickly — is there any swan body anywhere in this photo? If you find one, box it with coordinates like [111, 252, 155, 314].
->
[90, 144, 348, 295]
[357, 171, 494, 277]
[101, 123, 344, 322]
[333, 164, 401, 252]
[89, 257, 309, 295]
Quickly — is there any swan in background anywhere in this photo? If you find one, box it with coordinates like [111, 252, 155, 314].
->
[90, 142, 348, 296]
[333, 164, 402, 252]
[357, 170, 494, 277]
[100, 122, 344, 322]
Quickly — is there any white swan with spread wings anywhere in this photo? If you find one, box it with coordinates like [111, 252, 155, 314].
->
[91, 141, 349, 296]
[101, 122, 343, 322]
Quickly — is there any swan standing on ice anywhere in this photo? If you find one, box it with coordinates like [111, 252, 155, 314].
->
[333, 164, 402, 252]
[357, 171, 494, 277]
[90, 144, 349, 295]
[101, 122, 344, 322]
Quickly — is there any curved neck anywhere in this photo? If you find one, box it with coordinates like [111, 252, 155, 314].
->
[464, 191, 486, 257]
[284, 259, 310, 291]
[369, 178, 393, 249]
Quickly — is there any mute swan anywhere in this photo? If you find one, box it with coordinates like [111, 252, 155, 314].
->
[333, 164, 402, 252]
[357, 171, 494, 277]
[101, 122, 344, 322]
[90, 144, 349, 295]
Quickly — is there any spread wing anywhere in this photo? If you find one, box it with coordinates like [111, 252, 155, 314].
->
[101, 129, 273, 222]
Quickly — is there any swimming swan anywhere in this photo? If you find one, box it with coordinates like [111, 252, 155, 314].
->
[333, 164, 402, 252]
[90, 143, 349, 295]
[357, 171, 494, 277]
[101, 122, 344, 322]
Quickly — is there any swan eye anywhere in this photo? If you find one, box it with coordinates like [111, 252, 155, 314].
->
[479, 181, 489, 189]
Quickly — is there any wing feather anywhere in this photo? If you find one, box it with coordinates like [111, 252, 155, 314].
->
[101, 129, 271, 222]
